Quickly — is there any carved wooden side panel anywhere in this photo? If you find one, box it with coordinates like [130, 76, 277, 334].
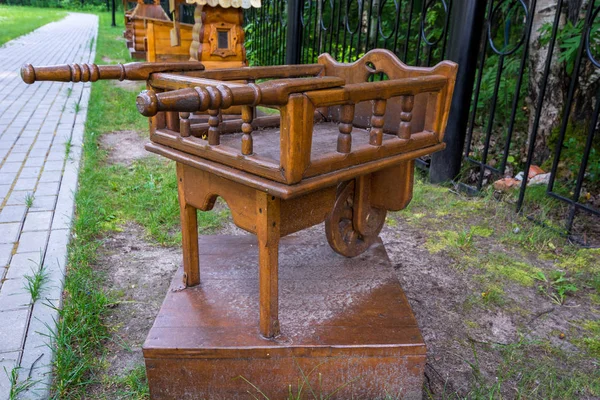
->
[318, 49, 457, 143]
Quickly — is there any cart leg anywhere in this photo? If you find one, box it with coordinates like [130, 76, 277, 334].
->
[177, 163, 200, 287]
[256, 192, 281, 338]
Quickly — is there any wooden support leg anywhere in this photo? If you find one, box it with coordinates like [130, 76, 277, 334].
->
[177, 163, 200, 287]
[256, 192, 281, 338]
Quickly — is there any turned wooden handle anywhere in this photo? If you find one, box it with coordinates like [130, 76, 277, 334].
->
[21, 62, 205, 84]
[137, 85, 257, 117]
[136, 76, 346, 117]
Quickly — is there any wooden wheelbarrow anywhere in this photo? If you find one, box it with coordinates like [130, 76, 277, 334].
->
[22, 49, 457, 339]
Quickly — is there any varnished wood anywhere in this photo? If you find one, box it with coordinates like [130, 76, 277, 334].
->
[21, 62, 204, 84]
[145, 141, 446, 200]
[22, 49, 457, 343]
[240, 105, 253, 155]
[399, 95, 414, 139]
[337, 104, 354, 153]
[179, 112, 191, 137]
[143, 235, 426, 399]
[176, 163, 200, 286]
[145, 18, 194, 62]
[256, 192, 280, 338]
[369, 99, 386, 146]
[207, 109, 220, 145]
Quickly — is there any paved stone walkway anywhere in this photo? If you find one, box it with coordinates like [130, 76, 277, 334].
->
[0, 13, 98, 399]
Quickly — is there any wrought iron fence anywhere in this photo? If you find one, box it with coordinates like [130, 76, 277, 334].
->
[462, 0, 600, 244]
[244, 0, 453, 67]
[244, 0, 600, 244]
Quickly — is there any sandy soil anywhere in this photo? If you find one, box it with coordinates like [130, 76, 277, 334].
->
[99, 130, 154, 167]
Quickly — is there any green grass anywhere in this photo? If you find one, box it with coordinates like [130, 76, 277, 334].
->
[49, 11, 225, 398]
[22, 252, 48, 303]
[0, 5, 67, 46]
[461, 338, 600, 399]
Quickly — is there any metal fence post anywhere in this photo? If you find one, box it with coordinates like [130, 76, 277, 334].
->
[429, 0, 487, 183]
[285, 0, 303, 64]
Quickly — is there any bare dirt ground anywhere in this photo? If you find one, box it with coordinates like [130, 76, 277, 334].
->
[90, 134, 599, 399]
[99, 130, 155, 167]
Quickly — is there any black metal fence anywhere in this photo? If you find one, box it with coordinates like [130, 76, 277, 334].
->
[244, 0, 452, 67]
[244, 0, 600, 244]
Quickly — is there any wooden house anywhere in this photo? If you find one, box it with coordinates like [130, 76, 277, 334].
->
[185, 0, 261, 68]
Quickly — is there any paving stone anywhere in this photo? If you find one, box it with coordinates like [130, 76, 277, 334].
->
[0, 185, 10, 198]
[18, 167, 42, 179]
[18, 300, 59, 399]
[23, 157, 45, 168]
[13, 178, 37, 191]
[0, 308, 29, 353]
[0, 277, 32, 310]
[42, 160, 64, 171]
[5, 252, 41, 281]
[38, 169, 61, 183]
[16, 231, 49, 254]
[0, 205, 27, 223]
[0, 173, 16, 185]
[0, 162, 22, 174]
[34, 182, 59, 197]
[44, 229, 69, 288]
[6, 191, 31, 206]
[30, 196, 57, 211]
[0, 13, 98, 396]
[11, 144, 32, 154]
[0, 223, 20, 244]
[22, 212, 53, 232]
[46, 151, 65, 162]
[5, 152, 27, 163]
[0, 244, 13, 267]
[0, 352, 20, 397]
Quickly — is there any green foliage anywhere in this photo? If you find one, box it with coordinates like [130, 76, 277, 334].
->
[245, 0, 446, 67]
[578, 320, 600, 358]
[535, 270, 578, 304]
[24, 193, 34, 208]
[1, 0, 121, 11]
[5, 367, 36, 400]
[23, 253, 48, 303]
[539, 1, 600, 76]
[0, 5, 67, 45]
[111, 365, 149, 399]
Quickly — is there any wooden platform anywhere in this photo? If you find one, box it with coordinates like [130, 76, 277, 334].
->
[143, 235, 426, 399]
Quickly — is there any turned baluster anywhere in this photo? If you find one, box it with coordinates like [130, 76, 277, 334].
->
[370, 99, 387, 146]
[398, 95, 414, 140]
[337, 104, 354, 153]
[241, 106, 253, 155]
[208, 109, 221, 145]
[180, 112, 191, 137]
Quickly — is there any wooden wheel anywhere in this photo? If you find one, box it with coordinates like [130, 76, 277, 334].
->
[325, 180, 387, 258]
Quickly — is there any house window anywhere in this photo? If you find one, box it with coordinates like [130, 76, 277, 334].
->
[217, 30, 229, 49]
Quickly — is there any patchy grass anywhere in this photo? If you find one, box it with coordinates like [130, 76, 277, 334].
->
[576, 320, 600, 359]
[465, 338, 600, 399]
[392, 177, 600, 398]
[0, 5, 67, 46]
[51, 12, 225, 399]
[108, 365, 149, 399]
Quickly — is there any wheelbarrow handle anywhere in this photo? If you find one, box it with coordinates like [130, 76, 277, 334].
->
[21, 62, 205, 84]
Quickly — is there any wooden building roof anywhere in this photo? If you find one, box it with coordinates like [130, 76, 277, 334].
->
[185, 0, 261, 8]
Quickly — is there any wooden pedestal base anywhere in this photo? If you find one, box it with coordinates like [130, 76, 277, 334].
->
[143, 235, 426, 399]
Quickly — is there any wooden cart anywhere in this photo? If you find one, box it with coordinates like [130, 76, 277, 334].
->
[22, 49, 456, 339]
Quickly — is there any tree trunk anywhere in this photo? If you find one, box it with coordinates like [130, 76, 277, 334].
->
[526, 0, 596, 164]
[526, 0, 567, 164]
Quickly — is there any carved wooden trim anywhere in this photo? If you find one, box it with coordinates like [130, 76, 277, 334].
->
[208, 22, 239, 58]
